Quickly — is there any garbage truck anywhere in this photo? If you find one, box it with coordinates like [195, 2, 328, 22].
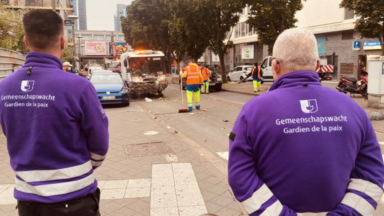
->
[120, 50, 168, 96]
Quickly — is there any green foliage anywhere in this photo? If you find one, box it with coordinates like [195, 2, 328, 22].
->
[246, 0, 304, 54]
[340, 0, 384, 55]
[61, 46, 74, 63]
[196, 0, 248, 82]
[0, 7, 29, 54]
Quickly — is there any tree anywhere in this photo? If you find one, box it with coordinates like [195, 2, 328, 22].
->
[61, 45, 74, 63]
[0, 7, 29, 54]
[340, 0, 384, 55]
[246, 0, 304, 54]
[197, 0, 248, 83]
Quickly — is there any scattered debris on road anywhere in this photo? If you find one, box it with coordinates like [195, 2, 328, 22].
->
[223, 120, 229, 122]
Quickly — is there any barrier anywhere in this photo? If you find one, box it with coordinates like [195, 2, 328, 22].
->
[0, 48, 26, 81]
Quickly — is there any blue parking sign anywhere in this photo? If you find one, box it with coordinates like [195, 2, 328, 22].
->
[353, 41, 360, 50]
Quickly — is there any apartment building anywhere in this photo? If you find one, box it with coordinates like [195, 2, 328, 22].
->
[114, 4, 127, 31]
[205, 0, 382, 78]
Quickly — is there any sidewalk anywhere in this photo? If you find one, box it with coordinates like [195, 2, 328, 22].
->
[0, 103, 241, 216]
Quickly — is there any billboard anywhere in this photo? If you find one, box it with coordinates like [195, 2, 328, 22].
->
[241, 45, 254, 59]
[85, 41, 107, 55]
[114, 42, 128, 55]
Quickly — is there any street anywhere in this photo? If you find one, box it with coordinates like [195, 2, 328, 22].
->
[0, 82, 383, 215]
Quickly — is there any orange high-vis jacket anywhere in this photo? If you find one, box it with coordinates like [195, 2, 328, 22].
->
[201, 67, 211, 81]
[182, 63, 203, 85]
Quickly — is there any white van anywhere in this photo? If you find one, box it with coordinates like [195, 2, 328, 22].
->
[260, 56, 273, 82]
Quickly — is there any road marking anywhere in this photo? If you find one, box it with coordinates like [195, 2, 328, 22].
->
[217, 152, 229, 161]
[0, 179, 152, 205]
[150, 163, 207, 216]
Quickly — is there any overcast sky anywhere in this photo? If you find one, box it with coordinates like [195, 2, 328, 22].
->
[86, 0, 133, 31]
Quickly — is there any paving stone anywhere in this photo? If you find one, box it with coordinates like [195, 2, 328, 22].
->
[101, 189, 126, 200]
[100, 200, 124, 214]
[103, 180, 129, 189]
[210, 195, 235, 208]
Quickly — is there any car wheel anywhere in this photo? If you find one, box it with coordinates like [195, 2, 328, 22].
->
[216, 83, 222, 91]
[240, 76, 244, 81]
[227, 76, 231, 82]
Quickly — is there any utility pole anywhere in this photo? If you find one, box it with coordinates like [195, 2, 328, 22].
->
[51, 0, 56, 11]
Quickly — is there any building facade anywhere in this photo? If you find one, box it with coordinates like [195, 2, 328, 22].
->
[114, 4, 127, 31]
[76, 0, 86, 30]
[204, 0, 382, 79]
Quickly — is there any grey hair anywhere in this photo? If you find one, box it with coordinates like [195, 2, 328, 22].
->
[272, 28, 319, 72]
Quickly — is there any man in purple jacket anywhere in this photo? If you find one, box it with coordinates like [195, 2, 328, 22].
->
[228, 28, 384, 215]
[0, 10, 109, 215]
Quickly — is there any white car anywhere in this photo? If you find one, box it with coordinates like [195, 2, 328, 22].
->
[226, 65, 253, 82]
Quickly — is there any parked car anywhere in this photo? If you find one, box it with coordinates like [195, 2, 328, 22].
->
[227, 65, 253, 82]
[89, 70, 130, 106]
[179, 65, 222, 91]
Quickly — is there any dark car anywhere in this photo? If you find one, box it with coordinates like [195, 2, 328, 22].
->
[89, 70, 130, 106]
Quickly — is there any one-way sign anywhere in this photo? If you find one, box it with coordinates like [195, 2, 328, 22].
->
[64, 20, 73, 26]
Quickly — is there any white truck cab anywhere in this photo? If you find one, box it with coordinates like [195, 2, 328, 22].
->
[260, 56, 273, 82]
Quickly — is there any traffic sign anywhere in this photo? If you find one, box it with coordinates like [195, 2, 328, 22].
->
[64, 20, 73, 26]
[352, 41, 360, 51]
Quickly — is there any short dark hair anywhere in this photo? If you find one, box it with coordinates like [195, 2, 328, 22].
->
[23, 10, 63, 50]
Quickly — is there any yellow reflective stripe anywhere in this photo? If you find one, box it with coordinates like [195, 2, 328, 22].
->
[241, 184, 273, 214]
[16, 161, 92, 182]
[259, 199, 283, 216]
[341, 192, 375, 216]
[188, 76, 200, 78]
[348, 178, 384, 202]
[15, 174, 95, 197]
[297, 212, 328, 216]
[90, 152, 106, 161]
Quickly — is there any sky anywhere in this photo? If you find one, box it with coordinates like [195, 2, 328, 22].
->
[86, 0, 134, 31]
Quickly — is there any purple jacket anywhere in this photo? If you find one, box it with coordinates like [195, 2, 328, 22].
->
[228, 71, 384, 215]
[0, 52, 109, 203]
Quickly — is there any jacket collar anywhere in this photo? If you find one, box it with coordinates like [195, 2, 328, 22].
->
[269, 71, 321, 91]
[24, 52, 63, 70]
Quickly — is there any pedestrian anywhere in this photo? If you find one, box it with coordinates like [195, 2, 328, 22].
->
[63, 61, 72, 72]
[228, 28, 384, 215]
[0, 10, 109, 216]
[200, 64, 211, 94]
[251, 62, 262, 92]
[181, 60, 203, 111]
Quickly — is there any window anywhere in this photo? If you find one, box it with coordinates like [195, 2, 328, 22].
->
[118, 35, 125, 41]
[344, 9, 354, 20]
[81, 35, 92, 40]
[26, 0, 43, 6]
[0, 0, 9, 4]
[107, 35, 117, 41]
[234, 23, 240, 38]
[342, 30, 354, 40]
[93, 35, 104, 41]
[241, 22, 246, 37]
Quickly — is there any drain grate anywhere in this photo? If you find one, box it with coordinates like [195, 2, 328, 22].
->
[123, 142, 174, 158]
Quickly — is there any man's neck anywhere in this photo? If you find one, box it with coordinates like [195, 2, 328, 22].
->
[29, 49, 62, 60]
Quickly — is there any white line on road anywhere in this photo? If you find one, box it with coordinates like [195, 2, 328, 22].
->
[150, 163, 207, 216]
[217, 152, 229, 161]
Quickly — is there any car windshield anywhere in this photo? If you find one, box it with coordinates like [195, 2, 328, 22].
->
[90, 74, 123, 84]
[109, 62, 121, 68]
[128, 57, 164, 76]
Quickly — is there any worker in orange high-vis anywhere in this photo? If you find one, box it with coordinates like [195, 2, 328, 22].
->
[200, 64, 211, 94]
[181, 60, 203, 111]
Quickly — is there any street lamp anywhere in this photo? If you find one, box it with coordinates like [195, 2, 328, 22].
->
[68, 15, 78, 69]
[76, 35, 82, 69]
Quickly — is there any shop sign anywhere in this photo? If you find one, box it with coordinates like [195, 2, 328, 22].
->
[85, 41, 107, 55]
[316, 36, 326, 55]
[363, 41, 382, 50]
[212, 53, 219, 62]
[241, 45, 254, 59]
[352, 41, 360, 51]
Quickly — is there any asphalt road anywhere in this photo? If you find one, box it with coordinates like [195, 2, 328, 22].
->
[131, 83, 384, 215]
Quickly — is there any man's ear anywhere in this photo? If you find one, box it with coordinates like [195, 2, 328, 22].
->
[23, 35, 30, 48]
[272, 59, 279, 75]
[60, 36, 65, 50]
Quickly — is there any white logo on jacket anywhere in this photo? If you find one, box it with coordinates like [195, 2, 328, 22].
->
[21, 80, 35, 92]
[300, 99, 318, 113]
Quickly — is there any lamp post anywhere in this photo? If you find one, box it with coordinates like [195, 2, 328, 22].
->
[68, 15, 78, 69]
[76, 35, 82, 69]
